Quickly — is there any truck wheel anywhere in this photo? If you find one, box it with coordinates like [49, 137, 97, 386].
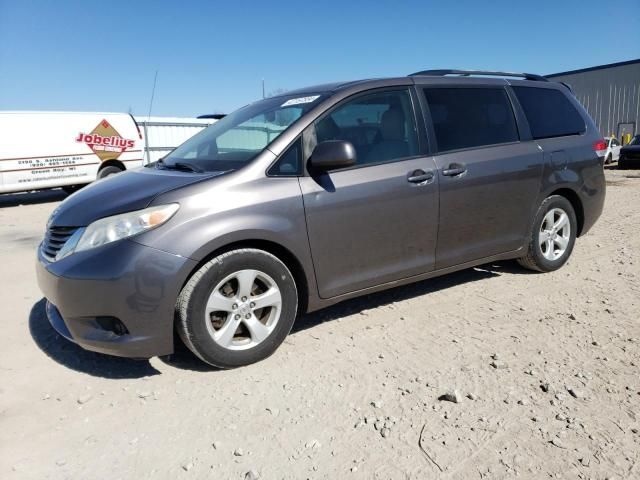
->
[518, 195, 577, 273]
[97, 165, 123, 179]
[176, 249, 298, 368]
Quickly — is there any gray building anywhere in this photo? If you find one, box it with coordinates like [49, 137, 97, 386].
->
[547, 59, 640, 143]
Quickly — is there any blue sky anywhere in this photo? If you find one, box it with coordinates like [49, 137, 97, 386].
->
[1, 0, 638, 117]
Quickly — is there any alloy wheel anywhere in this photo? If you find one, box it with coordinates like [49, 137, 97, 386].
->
[204, 269, 282, 350]
[538, 208, 571, 261]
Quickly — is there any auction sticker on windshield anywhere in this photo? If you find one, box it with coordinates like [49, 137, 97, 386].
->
[281, 95, 320, 107]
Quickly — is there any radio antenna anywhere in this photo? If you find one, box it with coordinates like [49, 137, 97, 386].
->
[147, 70, 158, 119]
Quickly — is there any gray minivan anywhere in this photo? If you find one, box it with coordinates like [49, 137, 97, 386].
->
[36, 70, 606, 368]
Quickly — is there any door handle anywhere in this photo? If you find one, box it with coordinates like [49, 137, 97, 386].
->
[407, 169, 434, 184]
[442, 163, 466, 177]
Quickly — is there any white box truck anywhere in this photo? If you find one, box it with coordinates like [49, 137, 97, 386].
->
[0, 111, 145, 194]
[0, 112, 217, 194]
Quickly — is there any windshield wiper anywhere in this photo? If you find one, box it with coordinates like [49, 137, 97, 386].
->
[155, 158, 204, 173]
[173, 162, 204, 173]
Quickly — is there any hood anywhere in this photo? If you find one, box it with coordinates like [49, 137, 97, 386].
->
[50, 168, 223, 227]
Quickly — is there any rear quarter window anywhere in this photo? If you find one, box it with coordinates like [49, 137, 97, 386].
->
[512, 86, 586, 140]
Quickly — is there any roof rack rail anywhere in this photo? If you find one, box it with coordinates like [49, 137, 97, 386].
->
[408, 69, 549, 82]
[558, 81, 573, 93]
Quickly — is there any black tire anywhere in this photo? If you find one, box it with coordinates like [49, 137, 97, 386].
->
[176, 248, 298, 368]
[618, 160, 628, 170]
[518, 195, 577, 273]
[605, 154, 612, 165]
[97, 165, 123, 179]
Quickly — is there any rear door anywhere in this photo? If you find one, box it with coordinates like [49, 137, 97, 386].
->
[419, 85, 544, 269]
[299, 87, 439, 299]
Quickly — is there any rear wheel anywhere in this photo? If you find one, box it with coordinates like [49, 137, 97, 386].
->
[518, 195, 577, 272]
[176, 249, 298, 368]
[605, 153, 612, 165]
[97, 165, 123, 179]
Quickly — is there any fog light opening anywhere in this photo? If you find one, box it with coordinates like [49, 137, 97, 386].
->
[95, 316, 129, 336]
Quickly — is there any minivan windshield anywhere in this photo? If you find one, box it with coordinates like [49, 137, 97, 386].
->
[629, 135, 640, 146]
[159, 93, 325, 172]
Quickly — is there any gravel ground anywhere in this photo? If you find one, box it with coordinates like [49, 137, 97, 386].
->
[0, 167, 639, 480]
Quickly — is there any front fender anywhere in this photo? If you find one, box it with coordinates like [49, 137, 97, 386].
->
[131, 175, 319, 308]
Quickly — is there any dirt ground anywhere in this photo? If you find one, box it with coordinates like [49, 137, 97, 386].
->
[0, 166, 639, 480]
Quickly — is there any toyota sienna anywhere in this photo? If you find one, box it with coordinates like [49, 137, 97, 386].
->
[36, 70, 606, 368]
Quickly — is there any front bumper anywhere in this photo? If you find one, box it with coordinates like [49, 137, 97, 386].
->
[36, 238, 197, 358]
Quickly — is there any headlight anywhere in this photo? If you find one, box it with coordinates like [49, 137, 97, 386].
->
[57, 204, 179, 259]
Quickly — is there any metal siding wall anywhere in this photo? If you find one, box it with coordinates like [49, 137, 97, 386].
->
[549, 62, 640, 140]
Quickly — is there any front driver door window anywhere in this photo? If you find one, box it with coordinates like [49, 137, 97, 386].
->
[314, 89, 419, 167]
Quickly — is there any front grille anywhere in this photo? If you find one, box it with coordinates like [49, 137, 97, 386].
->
[41, 226, 79, 261]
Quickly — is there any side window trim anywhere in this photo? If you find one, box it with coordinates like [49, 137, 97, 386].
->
[415, 85, 439, 155]
[505, 86, 533, 141]
[302, 86, 421, 174]
[420, 85, 522, 155]
[409, 85, 432, 155]
[266, 136, 302, 177]
[427, 140, 522, 156]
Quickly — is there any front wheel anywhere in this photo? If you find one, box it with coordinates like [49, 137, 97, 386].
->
[518, 195, 577, 272]
[176, 249, 298, 368]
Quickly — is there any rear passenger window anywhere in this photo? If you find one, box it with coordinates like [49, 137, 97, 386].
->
[423, 88, 519, 152]
[512, 86, 586, 139]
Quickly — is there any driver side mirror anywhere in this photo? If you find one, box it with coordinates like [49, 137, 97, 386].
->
[309, 140, 356, 170]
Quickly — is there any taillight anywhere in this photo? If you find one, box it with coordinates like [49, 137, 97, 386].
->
[593, 139, 606, 157]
